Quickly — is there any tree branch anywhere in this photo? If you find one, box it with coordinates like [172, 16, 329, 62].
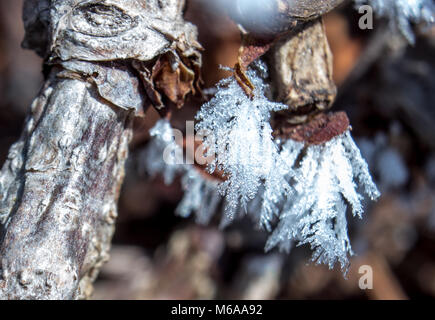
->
[0, 68, 133, 299]
[227, 0, 346, 36]
[0, 0, 201, 299]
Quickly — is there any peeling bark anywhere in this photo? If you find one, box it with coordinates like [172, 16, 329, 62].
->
[0, 0, 201, 299]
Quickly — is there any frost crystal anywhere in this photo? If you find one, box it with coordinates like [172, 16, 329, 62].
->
[143, 70, 380, 272]
[355, 0, 435, 43]
[176, 168, 221, 225]
[142, 119, 221, 224]
[265, 132, 380, 271]
[141, 119, 184, 185]
[143, 117, 380, 271]
[195, 69, 287, 220]
[250, 139, 303, 231]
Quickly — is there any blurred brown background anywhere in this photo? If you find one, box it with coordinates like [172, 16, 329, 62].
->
[1, 1, 435, 300]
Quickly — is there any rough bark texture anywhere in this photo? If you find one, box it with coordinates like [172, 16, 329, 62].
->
[0, 0, 201, 299]
[268, 19, 337, 124]
[22, 0, 202, 113]
[0, 69, 133, 299]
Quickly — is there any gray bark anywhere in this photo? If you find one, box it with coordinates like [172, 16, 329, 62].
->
[0, 0, 200, 299]
[0, 68, 133, 299]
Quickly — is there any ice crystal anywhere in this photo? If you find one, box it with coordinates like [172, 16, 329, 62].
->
[250, 139, 304, 231]
[195, 69, 287, 221]
[176, 168, 221, 225]
[142, 119, 222, 224]
[141, 119, 184, 185]
[355, 0, 435, 43]
[143, 70, 380, 272]
[265, 132, 380, 271]
[143, 119, 380, 271]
